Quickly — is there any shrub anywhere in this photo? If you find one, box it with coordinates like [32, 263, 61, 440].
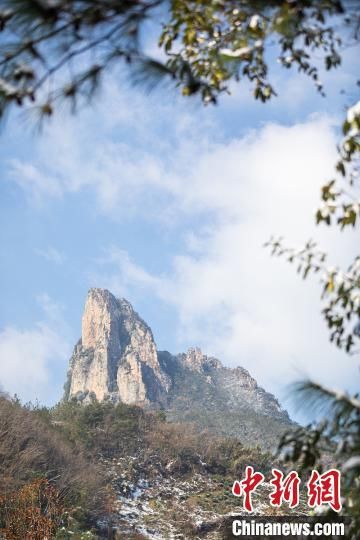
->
[0, 397, 107, 528]
[0, 478, 64, 539]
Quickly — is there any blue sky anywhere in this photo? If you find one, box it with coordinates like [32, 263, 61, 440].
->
[0, 41, 359, 422]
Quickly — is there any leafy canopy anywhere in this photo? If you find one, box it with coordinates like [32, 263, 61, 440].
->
[0, 0, 358, 117]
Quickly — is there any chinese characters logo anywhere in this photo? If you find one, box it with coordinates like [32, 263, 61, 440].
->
[232, 467, 341, 512]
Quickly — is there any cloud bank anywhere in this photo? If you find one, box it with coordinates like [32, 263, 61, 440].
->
[3, 80, 359, 416]
[0, 296, 71, 403]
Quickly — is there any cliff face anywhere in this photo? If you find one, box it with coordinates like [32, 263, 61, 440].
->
[65, 288, 170, 406]
[65, 288, 292, 448]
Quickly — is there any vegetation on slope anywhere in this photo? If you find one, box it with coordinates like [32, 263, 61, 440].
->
[0, 395, 274, 538]
[0, 396, 109, 538]
[164, 359, 293, 451]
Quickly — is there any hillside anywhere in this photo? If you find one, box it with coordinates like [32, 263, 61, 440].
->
[0, 397, 287, 539]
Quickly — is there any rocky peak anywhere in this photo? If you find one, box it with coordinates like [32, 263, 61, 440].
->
[82, 288, 122, 350]
[179, 347, 222, 373]
[65, 288, 170, 405]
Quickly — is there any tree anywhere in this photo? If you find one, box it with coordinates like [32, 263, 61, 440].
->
[0, 0, 167, 120]
[0, 1, 358, 116]
[1, 0, 359, 535]
[0, 478, 65, 539]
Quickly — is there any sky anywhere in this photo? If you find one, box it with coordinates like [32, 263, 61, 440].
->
[0, 35, 359, 422]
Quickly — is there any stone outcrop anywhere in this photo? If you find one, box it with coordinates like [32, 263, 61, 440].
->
[64, 288, 170, 406]
[64, 288, 292, 448]
[178, 347, 222, 373]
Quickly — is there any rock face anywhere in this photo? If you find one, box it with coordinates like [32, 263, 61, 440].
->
[65, 288, 292, 448]
[64, 288, 170, 406]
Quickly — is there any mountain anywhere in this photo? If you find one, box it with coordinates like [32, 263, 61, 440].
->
[64, 288, 170, 407]
[64, 288, 293, 449]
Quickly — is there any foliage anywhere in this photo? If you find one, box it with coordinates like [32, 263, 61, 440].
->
[52, 398, 150, 457]
[0, 397, 107, 531]
[0, 0, 166, 121]
[0, 395, 275, 536]
[0, 477, 99, 540]
[0, 1, 359, 121]
[160, 0, 349, 103]
[277, 382, 360, 539]
[266, 238, 360, 352]
[0, 478, 64, 539]
[318, 103, 360, 230]
[51, 398, 271, 477]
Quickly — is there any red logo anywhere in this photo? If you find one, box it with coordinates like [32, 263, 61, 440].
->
[231, 468, 341, 512]
[307, 469, 342, 512]
[232, 466, 265, 512]
[270, 468, 300, 508]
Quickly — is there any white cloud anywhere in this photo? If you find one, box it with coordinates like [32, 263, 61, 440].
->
[35, 247, 66, 265]
[88, 116, 359, 418]
[166, 119, 358, 399]
[91, 248, 162, 296]
[8, 160, 63, 204]
[0, 296, 71, 403]
[4, 76, 359, 418]
[4, 80, 215, 218]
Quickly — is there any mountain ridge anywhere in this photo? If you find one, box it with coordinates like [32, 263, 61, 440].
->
[64, 288, 293, 449]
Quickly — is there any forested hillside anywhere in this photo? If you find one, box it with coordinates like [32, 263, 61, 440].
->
[0, 396, 278, 539]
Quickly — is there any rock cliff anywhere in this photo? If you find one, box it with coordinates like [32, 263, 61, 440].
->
[64, 288, 170, 407]
[64, 288, 292, 448]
